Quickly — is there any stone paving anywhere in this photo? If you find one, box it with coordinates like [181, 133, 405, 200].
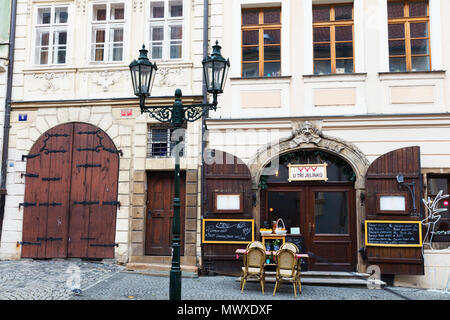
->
[0, 259, 449, 300]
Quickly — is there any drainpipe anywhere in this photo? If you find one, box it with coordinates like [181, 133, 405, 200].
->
[0, 0, 17, 239]
[200, 0, 209, 274]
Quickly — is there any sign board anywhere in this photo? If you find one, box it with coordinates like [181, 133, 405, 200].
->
[365, 220, 422, 247]
[202, 219, 254, 244]
[288, 163, 328, 182]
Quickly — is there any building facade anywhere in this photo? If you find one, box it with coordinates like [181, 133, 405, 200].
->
[0, 0, 207, 274]
[203, 0, 449, 289]
[0, 0, 449, 291]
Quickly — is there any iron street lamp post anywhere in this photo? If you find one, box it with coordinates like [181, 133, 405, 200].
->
[130, 41, 229, 300]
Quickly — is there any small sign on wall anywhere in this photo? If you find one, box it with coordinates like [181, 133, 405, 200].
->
[288, 163, 328, 182]
[120, 109, 132, 117]
[18, 114, 28, 122]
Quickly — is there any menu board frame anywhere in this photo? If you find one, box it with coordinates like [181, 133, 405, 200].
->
[365, 220, 423, 248]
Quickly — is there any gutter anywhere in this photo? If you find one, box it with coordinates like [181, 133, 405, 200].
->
[200, 0, 208, 273]
[0, 0, 17, 239]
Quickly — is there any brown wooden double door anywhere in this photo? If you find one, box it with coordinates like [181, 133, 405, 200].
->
[264, 184, 357, 271]
[21, 123, 119, 259]
[145, 171, 186, 256]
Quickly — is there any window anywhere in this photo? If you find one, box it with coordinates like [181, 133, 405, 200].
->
[35, 6, 69, 65]
[312, 4, 354, 74]
[147, 127, 185, 158]
[90, 2, 125, 62]
[241, 7, 281, 77]
[149, 0, 184, 60]
[426, 175, 450, 241]
[387, 0, 430, 72]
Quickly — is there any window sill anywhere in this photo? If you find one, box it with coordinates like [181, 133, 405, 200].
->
[229, 76, 291, 85]
[303, 73, 367, 83]
[378, 70, 446, 81]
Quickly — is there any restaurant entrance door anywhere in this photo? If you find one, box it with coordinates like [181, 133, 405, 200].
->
[264, 184, 357, 272]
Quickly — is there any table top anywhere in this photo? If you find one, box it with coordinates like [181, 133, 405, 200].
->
[235, 248, 309, 258]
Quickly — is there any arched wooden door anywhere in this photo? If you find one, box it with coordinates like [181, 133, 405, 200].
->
[365, 146, 424, 275]
[21, 123, 120, 259]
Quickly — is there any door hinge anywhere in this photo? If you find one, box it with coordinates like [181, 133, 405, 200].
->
[74, 201, 99, 205]
[77, 164, 101, 168]
[22, 153, 40, 161]
[19, 202, 37, 208]
[102, 201, 121, 209]
[21, 173, 39, 178]
[41, 177, 61, 181]
[36, 237, 63, 241]
[18, 241, 41, 246]
[90, 243, 119, 247]
[39, 202, 62, 207]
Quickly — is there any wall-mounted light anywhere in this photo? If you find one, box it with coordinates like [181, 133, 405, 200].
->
[397, 175, 416, 213]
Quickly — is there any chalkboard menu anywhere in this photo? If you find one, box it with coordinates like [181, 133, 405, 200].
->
[285, 235, 307, 254]
[202, 219, 254, 244]
[365, 220, 422, 247]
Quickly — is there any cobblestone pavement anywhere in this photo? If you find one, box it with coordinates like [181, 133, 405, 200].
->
[0, 260, 449, 300]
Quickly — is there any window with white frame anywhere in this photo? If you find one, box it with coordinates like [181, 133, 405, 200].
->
[90, 2, 125, 62]
[34, 5, 69, 65]
[149, 0, 184, 60]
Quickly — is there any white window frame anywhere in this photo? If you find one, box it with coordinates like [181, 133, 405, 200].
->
[89, 1, 126, 63]
[147, 0, 186, 61]
[33, 4, 70, 66]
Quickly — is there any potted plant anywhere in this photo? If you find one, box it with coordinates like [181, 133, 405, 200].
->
[272, 239, 281, 251]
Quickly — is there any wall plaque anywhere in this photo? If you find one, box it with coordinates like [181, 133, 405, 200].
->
[288, 163, 328, 182]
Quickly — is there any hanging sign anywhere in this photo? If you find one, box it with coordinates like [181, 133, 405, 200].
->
[288, 163, 328, 182]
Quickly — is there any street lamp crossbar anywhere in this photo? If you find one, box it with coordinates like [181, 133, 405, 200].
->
[139, 90, 218, 126]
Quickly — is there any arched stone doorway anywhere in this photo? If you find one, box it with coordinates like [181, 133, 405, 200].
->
[248, 121, 370, 271]
[21, 122, 120, 259]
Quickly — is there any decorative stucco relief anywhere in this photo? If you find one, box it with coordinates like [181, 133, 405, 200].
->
[27, 72, 73, 93]
[90, 70, 122, 92]
[154, 67, 185, 87]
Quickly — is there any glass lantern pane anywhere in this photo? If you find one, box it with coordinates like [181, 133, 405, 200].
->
[213, 63, 225, 91]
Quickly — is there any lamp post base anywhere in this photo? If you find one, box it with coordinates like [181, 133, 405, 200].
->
[169, 268, 182, 300]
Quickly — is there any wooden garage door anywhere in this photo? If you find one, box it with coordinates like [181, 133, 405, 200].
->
[21, 123, 120, 259]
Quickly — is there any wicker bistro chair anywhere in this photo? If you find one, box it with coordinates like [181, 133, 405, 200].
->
[240, 247, 266, 294]
[246, 241, 265, 251]
[279, 242, 299, 253]
[273, 248, 302, 297]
